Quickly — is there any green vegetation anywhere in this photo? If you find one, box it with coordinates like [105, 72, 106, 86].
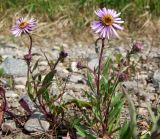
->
[0, 0, 160, 31]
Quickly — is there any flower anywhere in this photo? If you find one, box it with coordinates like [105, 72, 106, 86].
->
[11, 17, 37, 37]
[91, 8, 124, 39]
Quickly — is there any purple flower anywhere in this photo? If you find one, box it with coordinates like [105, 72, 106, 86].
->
[11, 17, 37, 37]
[91, 8, 124, 39]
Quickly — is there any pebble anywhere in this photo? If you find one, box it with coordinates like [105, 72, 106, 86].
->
[69, 74, 84, 83]
[0, 57, 27, 77]
[24, 111, 50, 132]
[1, 120, 16, 133]
[5, 90, 18, 98]
[14, 77, 27, 85]
[71, 62, 78, 72]
[88, 58, 98, 71]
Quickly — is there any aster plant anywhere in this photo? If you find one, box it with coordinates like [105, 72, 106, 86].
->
[10, 17, 72, 137]
[71, 8, 143, 139]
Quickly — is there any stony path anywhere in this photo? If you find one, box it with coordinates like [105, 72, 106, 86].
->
[0, 36, 160, 138]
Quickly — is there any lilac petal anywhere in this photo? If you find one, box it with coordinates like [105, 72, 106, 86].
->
[114, 13, 121, 18]
[113, 23, 123, 30]
[91, 21, 101, 30]
[114, 20, 124, 24]
[95, 25, 104, 33]
[110, 26, 119, 38]
[101, 28, 106, 38]
[114, 18, 122, 21]
[95, 9, 105, 17]
[102, 8, 107, 14]
[106, 27, 111, 39]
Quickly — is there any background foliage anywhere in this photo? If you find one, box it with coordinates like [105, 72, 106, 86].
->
[0, 0, 160, 31]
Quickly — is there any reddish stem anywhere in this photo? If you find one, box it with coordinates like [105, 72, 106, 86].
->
[97, 38, 105, 95]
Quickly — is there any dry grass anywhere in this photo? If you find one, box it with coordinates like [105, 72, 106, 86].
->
[0, 0, 160, 44]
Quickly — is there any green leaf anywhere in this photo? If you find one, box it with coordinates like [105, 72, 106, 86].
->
[87, 72, 96, 93]
[42, 89, 50, 102]
[93, 106, 102, 121]
[38, 85, 49, 95]
[0, 68, 4, 77]
[32, 59, 39, 72]
[66, 99, 92, 109]
[74, 124, 96, 139]
[26, 81, 34, 100]
[119, 121, 133, 139]
[42, 70, 56, 86]
[123, 87, 137, 139]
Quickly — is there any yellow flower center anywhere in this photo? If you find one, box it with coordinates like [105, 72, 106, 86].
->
[19, 21, 28, 29]
[102, 15, 113, 26]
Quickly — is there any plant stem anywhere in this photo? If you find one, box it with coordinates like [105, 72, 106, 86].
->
[97, 38, 105, 95]
[27, 33, 32, 54]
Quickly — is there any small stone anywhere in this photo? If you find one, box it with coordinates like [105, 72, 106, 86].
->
[14, 77, 27, 85]
[122, 81, 138, 90]
[24, 111, 50, 132]
[5, 90, 18, 98]
[69, 74, 84, 83]
[10, 101, 20, 108]
[71, 62, 78, 72]
[0, 57, 27, 77]
[88, 58, 98, 71]
[153, 70, 160, 88]
[15, 85, 25, 91]
[39, 61, 48, 66]
[2, 120, 16, 133]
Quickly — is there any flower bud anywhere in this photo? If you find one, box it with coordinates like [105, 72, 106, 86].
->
[24, 53, 32, 62]
[59, 51, 68, 59]
[19, 98, 32, 114]
[116, 72, 128, 82]
[132, 42, 143, 53]
[76, 62, 85, 69]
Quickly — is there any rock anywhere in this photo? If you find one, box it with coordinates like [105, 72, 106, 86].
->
[122, 81, 138, 90]
[71, 62, 78, 72]
[5, 90, 18, 98]
[88, 58, 98, 71]
[24, 111, 50, 132]
[51, 83, 60, 96]
[0, 57, 27, 77]
[69, 74, 84, 83]
[153, 70, 160, 88]
[10, 101, 20, 108]
[67, 83, 88, 92]
[138, 108, 148, 116]
[1, 120, 16, 133]
[15, 85, 25, 91]
[14, 77, 27, 85]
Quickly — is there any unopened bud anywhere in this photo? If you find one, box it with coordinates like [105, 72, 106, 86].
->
[59, 51, 68, 59]
[24, 53, 32, 62]
[76, 62, 85, 69]
[132, 42, 143, 53]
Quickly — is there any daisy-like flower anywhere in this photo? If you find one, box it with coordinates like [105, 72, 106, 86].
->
[11, 17, 37, 37]
[91, 8, 124, 39]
